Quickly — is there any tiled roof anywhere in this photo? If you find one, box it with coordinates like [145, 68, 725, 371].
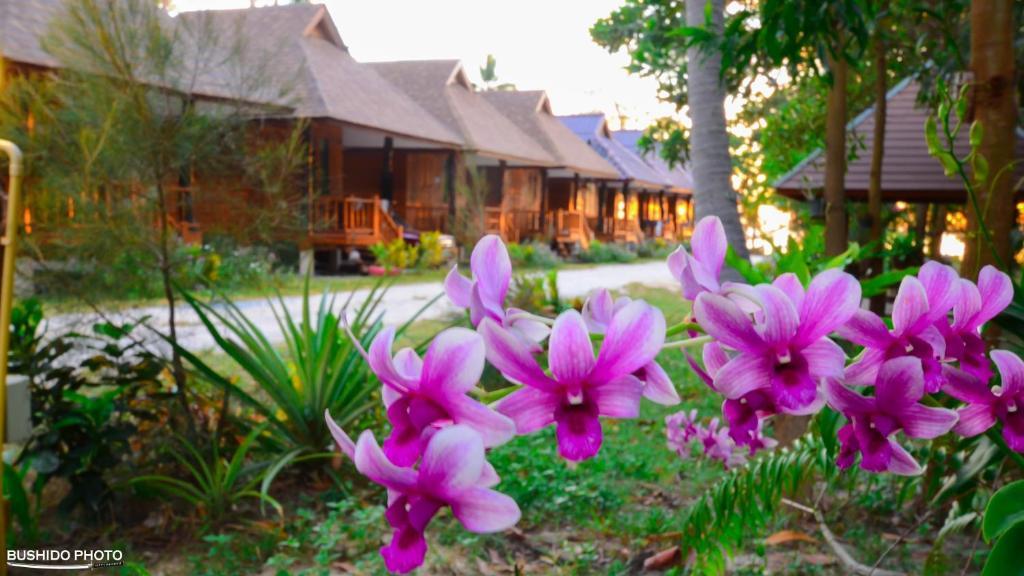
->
[612, 129, 693, 193]
[481, 90, 618, 179]
[559, 113, 670, 191]
[369, 60, 555, 166]
[774, 78, 1024, 202]
[0, 0, 68, 69]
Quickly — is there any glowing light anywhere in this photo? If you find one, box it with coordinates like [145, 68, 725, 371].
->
[939, 233, 965, 259]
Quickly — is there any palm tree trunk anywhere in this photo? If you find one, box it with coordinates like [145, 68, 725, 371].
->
[685, 0, 749, 264]
[824, 50, 849, 257]
[963, 0, 1016, 277]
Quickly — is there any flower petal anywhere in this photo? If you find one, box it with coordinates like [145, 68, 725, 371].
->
[451, 487, 521, 533]
[548, 310, 597, 385]
[892, 277, 930, 337]
[714, 353, 773, 399]
[801, 337, 847, 379]
[692, 215, 726, 280]
[954, 403, 997, 437]
[693, 292, 765, 353]
[325, 409, 355, 459]
[445, 265, 473, 308]
[837, 309, 894, 349]
[419, 425, 485, 496]
[876, 357, 925, 408]
[582, 289, 615, 334]
[844, 347, 888, 386]
[554, 401, 603, 461]
[470, 235, 512, 308]
[886, 440, 924, 476]
[942, 365, 994, 404]
[639, 361, 681, 405]
[773, 272, 806, 309]
[446, 395, 516, 449]
[591, 374, 644, 417]
[991, 349, 1024, 397]
[794, 269, 862, 347]
[393, 348, 424, 381]
[824, 377, 873, 415]
[495, 387, 558, 434]
[952, 279, 982, 332]
[917, 261, 960, 323]
[353, 430, 418, 493]
[702, 341, 730, 379]
[421, 327, 485, 396]
[976, 265, 1014, 326]
[479, 319, 558, 391]
[754, 285, 799, 346]
[592, 300, 666, 385]
[900, 404, 958, 439]
[369, 327, 418, 393]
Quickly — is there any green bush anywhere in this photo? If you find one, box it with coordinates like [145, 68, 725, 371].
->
[578, 240, 636, 263]
[416, 231, 446, 269]
[370, 238, 419, 271]
[637, 238, 677, 259]
[507, 241, 562, 268]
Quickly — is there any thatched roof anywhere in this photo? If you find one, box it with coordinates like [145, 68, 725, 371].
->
[774, 78, 1024, 203]
[368, 60, 556, 166]
[481, 90, 619, 179]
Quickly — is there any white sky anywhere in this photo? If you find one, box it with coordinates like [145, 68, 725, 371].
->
[171, 0, 680, 128]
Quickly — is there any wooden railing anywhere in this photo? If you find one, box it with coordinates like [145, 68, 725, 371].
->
[504, 209, 542, 243]
[311, 196, 402, 245]
[484, 207, 505, 237]
[404, 203, 448, 233]
[552, 209, 592, 250]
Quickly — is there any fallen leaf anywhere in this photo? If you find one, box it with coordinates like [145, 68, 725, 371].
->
[765, 530, 817, 546]
[643, 546, 680, 571]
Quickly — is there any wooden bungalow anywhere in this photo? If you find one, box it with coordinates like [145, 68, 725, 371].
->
[480, 90, 619, 250]
[368, 60, 557, 243]
[612, 129, 694, 241]
[558, 113, 679, 245]
[775, 78, 1024, 204]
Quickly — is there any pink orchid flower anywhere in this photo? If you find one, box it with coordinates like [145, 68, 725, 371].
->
[665, 409, 700, 457]
[582, 289, 680, 405]
[825, 357, 959, 476]
[702, 340, 779, 446]
[839, 261, 960, 393]
[938, 266, 1012, 381]
[667, 216, 727, 300]
[326, 417, 520, 574]
[369, 326, 515, 466]
[693, 269, 861, 416]
[944, 350, 1024, 452]
[445, 234, 549, 347]
[697, 418, 747, 469]
[483, 300, 666, 461]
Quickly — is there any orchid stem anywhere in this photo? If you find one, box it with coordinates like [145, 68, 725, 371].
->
[662, 335, 713, 350]
[666, 321, 703, 338]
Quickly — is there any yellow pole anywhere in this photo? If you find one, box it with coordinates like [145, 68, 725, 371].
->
[0, 140, 23, 576]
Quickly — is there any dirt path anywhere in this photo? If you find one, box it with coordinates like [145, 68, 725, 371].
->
[48, 261, 677, 353]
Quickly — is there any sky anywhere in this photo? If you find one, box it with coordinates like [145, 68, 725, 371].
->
[170, 0, 680, 128]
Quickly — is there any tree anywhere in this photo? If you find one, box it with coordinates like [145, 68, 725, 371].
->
[592, 0, 750, 262]
[963, 0, 1017, 277]
[0, 0, 305, 424]
[478, 54, 516, 92]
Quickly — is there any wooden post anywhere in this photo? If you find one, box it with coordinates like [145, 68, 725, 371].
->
[446, 151, 457, 228]
[381, 136, 394, 203]
[596, 182, 606, 234]
[540, 169, 550, 236]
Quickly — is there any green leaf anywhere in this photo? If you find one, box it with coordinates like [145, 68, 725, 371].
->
[860, 267, 918, 298]
[983, 521, 1024, 576]
[970, 121, 984, 149]
[925, 117, 940, 156]
[937, 151, 959, 177]
[973, 154, 990, 187]
[983, 480, 1024, 543]
[725, 246, 768, 284]
[956, 84, 969, 121]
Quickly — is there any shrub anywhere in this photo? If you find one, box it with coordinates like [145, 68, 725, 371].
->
[578, 239, 636, 263]
[507, 241, 562, 268]
[370, 238, 419, 271]
[637, 238, 677, 259]
[416, 231, 445, 269]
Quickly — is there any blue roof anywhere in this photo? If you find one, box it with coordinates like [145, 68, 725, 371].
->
[612, 129, 693, 192]
[558, 113, 671, 191]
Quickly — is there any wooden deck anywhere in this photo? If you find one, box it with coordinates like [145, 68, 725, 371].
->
[310, 195, 402, 248]
[552, 209, 592, 250]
